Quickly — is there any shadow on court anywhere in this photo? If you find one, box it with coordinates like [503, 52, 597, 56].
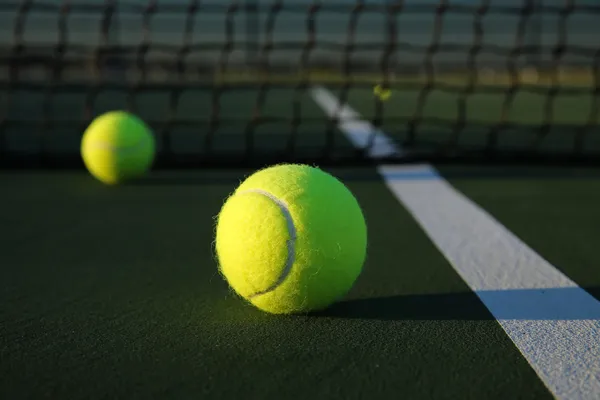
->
[127, 168, 385, 186]
[124, 163, 600, 188]
[315, 286, 600, 321]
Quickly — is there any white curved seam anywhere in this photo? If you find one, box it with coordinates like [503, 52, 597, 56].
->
[237, 188, 296, 298]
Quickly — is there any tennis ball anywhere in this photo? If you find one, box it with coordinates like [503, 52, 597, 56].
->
[81, 111, 155, 185]
[373, 84, 391, 101]
[215, 164, 367, 314]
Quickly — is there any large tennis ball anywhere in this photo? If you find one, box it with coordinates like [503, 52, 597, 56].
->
[81, 111, 155, 185]
[215, 164, 367, 314]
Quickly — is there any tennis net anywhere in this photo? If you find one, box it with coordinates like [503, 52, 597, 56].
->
[0, 0, 598, 168]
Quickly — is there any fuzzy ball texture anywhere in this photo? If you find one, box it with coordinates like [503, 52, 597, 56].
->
[81, 111, 155, 185]
[215, 164, 367, 314]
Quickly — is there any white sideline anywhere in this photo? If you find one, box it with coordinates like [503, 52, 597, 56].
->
[311, 86, 600, 400]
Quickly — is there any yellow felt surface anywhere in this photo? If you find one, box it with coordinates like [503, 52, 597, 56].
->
[216, 192, 290, 298]
[80, 111, 155, 185]
[215, 164, 368, 314]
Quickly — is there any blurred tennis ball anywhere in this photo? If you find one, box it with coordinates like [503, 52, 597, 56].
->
[81, 111, 155, 185]
[373, 84, 391, 101]
[215, 164, 368, 314]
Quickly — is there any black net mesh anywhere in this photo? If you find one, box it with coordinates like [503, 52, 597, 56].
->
[0, 0, 598, 168]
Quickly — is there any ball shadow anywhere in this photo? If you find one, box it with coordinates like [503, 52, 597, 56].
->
[314, 291, 493, 321]
[314, 286, 600, 321]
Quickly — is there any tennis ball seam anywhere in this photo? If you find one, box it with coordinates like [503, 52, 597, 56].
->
[237, 188, 297, 299]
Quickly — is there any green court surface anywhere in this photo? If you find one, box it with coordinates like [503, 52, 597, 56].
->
[2, 75, 600, 399]
[1, 165, 600, 399]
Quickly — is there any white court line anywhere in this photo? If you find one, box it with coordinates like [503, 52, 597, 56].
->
[308, 92, 402, 158]
[311, 86, 600, 400]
